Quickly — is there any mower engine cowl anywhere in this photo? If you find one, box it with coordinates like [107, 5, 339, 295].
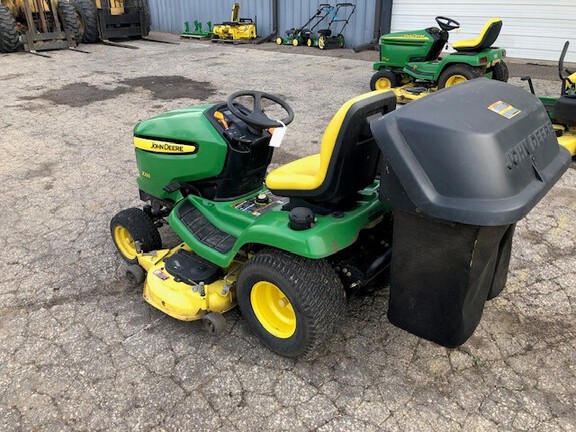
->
[370, 79, 570, 348]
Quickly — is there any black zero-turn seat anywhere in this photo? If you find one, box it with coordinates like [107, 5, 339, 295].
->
[452, 18, 502, 52]
[266, 91, 396, 208]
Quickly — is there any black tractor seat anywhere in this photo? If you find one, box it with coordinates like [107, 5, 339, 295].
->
[452, 18, 502, 52]
[553, 95, 576, 127]
[266, 90, 396, 211]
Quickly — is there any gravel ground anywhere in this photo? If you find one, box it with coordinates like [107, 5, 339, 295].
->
[1, 33, 575, 431]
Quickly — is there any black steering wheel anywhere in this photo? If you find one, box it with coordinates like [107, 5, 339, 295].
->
[226, 90, 294, 130]
[435, 16, 460, 32]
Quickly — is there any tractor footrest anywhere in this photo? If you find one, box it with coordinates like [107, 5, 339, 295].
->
[164, 249, 223, 284]
[177, 201, 236, 254]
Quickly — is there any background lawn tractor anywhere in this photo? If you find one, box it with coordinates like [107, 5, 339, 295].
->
[111, 81, 568, 358]
[369, 17, 508, 96]
[306, 2, 355, 49]
[276, 3, 332, 47]
[522, 41, 576, 157]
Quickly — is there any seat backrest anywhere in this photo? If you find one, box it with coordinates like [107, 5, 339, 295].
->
[453, 18, 502, 52]
[311, 91, 397, 205]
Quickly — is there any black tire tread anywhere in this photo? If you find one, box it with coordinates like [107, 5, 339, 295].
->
[370, 69, 400, 91]
[70, 0, 99, 43]
[237, 248, 345, 358]
[110, 208, 162, 263]
[0, 4, 21, 53]
[59, 1, 83, 44]
[437, 63, 483, 89]
[125, 0, 151, 36]
[492, 60, 509, 82]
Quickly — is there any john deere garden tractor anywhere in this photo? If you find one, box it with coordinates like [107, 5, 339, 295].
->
[110, 80, 568, 358]
[68, 0, 150, 43]
[370, 17, 508, 95]
[0, 0, 81, 53]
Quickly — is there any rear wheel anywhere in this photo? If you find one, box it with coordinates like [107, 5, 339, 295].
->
[318, 35, 327, 50]
[0, 4, 20, 53]
[236, 248, 346, 358]
[276, 37, 282, 45]
[110, 208, 162, 264]
[292, 38, 299, 46]
[370, 69, 399, 91]
[307, 38, 313, 47]
[437, 63, 483, 89]
[69, 0, 99, 43]
[492, 61, 509, 82]
[59, 1, 83, 44]
[337, 33, 345, 48]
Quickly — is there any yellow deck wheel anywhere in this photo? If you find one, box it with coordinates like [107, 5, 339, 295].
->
[276, 37, 282, 45]
[113, 226, 137, 261]
[307, 38, 312, 47]
[292, 38, 299, 46]
[250, 281, 296, 339]
[445, 74, 468, 87]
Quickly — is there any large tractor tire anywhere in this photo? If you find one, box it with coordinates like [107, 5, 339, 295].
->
[125, 0, 151, 36]
[0, 4, 21, 53]
[236, 248, 346, 358]
[59, 1, 83, 44]
[110, 208, 162, 264]
[492, 61, 509, 82]
[437, 63, 483, 89]
[69, 0, 99, 43]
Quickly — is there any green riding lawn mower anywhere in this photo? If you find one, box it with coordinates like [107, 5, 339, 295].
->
[369, 16, 508, 99]
[111, 80, 569, 358]
[522, 41, 576, 157]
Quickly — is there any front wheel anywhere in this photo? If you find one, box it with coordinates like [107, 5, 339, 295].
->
[0, 4, 21, 53]
[59, 1, 83, 44]
[492, 61, 509, 82]
[337, 34, 345, 48]
[318, 35, 327, 50]
[236, 248, 346, 358]
[110, 208, 162, 264]
[69, 0, 99, 43]
[437, 63, 483, 89]
[276, 37, 283, 45]
[370, 69, 399, 91]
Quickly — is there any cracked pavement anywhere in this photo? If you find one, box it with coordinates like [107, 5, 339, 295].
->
[1, 34, 575, 431]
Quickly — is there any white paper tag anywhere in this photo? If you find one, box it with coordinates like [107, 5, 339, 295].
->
[269, 121, 287, 148]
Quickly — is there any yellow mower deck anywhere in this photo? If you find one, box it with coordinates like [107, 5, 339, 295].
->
[137, 244, 240, 321]
[388, 85, 435, 104]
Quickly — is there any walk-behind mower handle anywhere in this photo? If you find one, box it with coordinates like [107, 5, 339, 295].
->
[558, 41, 571, 81]
[227, 90, 295, 130]
[435, 16, 460, 32]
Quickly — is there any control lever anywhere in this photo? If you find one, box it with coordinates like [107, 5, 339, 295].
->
[520, 76, 535, 95]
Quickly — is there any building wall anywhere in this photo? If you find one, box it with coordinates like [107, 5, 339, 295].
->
[148, 0, 378, 49]
[391, 0, 576, 62]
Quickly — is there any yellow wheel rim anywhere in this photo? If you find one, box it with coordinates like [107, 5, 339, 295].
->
[319, 37, 325, 49]
[445, 74, 468, 87]
[307, 38, 312, 47]
[292, 38, 299, 46]
[276, 37, 282, 45]
[375, 77, 392, 90]
[251, 281, 296, 339]
[113, 226, 137, 260]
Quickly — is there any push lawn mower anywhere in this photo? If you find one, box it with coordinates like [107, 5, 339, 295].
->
[307, 2, 355, 49]
[370, 17, 508, 93]
[111, 80, 569, 358]
[522, 41, 576, 157]
[276, 3, 332, 47]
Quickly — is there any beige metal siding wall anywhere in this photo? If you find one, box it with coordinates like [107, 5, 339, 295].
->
[390, 0, 576, 62]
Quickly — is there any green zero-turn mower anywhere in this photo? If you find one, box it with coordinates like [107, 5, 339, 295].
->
[370, 17, 508, 94]
[522, 41, 576, 157]
[276, 3, 332, 47]
[111, 80, 569, 358]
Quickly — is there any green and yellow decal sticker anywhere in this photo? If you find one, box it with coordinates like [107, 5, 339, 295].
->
[385, 34, 428, 40]
[487, 101, 521, 119]
[134, 137, 197, 154]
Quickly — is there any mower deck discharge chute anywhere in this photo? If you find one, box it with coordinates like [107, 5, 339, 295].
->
[111, 80, 569, 357]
